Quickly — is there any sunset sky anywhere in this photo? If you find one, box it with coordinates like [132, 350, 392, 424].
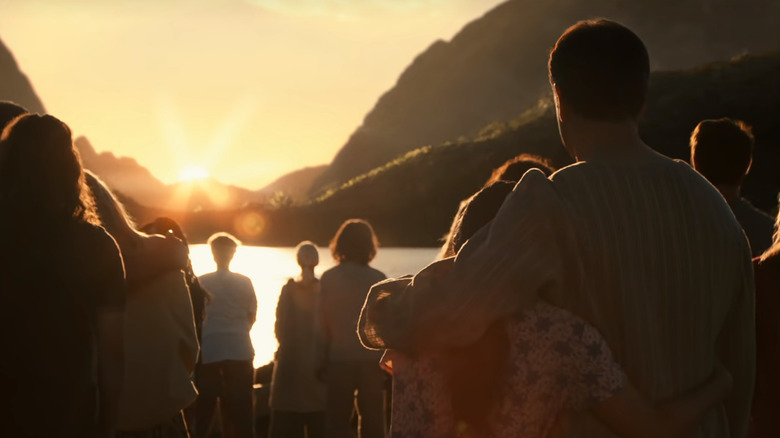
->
[0, 0, 506, 189]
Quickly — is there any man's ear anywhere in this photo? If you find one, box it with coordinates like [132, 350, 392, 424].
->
[552, 84, 566, 122]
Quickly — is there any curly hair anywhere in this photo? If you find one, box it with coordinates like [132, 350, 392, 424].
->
[0, 114, 98, 237]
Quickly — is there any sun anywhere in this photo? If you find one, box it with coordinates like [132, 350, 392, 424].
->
[178, 166, 210, 182]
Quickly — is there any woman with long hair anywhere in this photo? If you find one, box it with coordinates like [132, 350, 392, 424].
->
[269, 241, 326, 438]
[86, 172, 199, 438]
[0, 114, 126, 438]
[750, 198, 780, 438]
[316, 219, 387, 438]
[370, 182, 732, 438]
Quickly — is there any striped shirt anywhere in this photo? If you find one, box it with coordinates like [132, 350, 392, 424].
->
[546, 153, 754, 438]
[359, 148, 754, 438]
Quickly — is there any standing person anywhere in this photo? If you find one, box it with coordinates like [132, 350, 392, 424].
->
[195, 233, 258, 438]
[360, 19, 754, 438]
[383, 181, 733, 438]
[750, 201, 780, 438]
[269, 241, 326, 438]
[86, 172, 199, 438]
[141, 217, 210, 344]
[0, 114, 126, 438]
[316, 219, 387, 438]
[690, 117, 774, 257]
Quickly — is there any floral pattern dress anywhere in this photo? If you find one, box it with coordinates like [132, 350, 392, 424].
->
[385, 302, 627, 438]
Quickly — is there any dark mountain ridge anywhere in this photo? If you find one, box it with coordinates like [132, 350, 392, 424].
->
[311, 0, 780, 196]
[0, 36, 45, 113]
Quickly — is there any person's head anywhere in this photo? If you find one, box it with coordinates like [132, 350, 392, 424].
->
[295, 241, 319, 269]
[0, 113, 97, 232]
[485, 154, 555, 186]
[0, 101, 28, 131]
[443, 181, 515, 258]
[85, 171, 142, 251]
[548, 19, 649, 148]
[208, 232, 240, 269]
[689, 118, 755, 188]
[330, 219, 379, 265]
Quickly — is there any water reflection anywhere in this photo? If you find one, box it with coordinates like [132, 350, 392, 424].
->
[189, 245, 439, 367]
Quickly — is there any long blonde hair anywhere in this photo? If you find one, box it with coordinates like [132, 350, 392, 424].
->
[84, 170, 143, 253]
[760, 197, 780, 262]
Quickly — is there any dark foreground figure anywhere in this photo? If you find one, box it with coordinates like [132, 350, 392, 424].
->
[360, 19, 754, 438]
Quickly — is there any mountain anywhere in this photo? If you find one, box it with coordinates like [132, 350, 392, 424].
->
[257, 165, 327, 204]
[0, 37, 45, 113]
[75, 136, 266, 212]
[75, 136, 170, 207]
[311, 0, 780, 196]
[230, 51, 779, 247]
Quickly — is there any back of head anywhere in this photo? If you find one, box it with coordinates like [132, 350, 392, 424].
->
[0, 113, 96, 235]
[486, 154, 555, 186]
[0, 101, 28, 131]
[330, 219, 379, 265]
[443, 181, 515, 258]
[85, 171, 140, 251]
[295, 240, 319, 268]
[690, 118, 754, 186]
[548, 19, 649, 121]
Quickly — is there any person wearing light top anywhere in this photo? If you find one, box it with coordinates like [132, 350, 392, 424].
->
[195, 232, 258, 438]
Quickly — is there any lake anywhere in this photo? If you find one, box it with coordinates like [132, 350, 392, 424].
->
[189, 245, 441, 367]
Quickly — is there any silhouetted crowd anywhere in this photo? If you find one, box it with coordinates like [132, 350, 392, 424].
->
[1, 18, 778, 438]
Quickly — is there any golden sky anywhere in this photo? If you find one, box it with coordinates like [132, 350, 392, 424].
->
[0, 0, 506, 189]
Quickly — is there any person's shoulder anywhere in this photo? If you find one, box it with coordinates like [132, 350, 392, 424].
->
[198, 271, 218, 282]
[71, 221, 117, 248]
[69, 222, 122, 262]
[321, 264, 342, 279]
[367, 265, 386, 280]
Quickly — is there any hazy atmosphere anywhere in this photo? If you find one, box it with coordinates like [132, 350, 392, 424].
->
[0, 0, 504, 189]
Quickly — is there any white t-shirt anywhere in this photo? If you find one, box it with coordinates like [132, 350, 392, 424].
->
[198, 269, 257, 364]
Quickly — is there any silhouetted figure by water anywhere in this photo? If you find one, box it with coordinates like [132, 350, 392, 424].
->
[315, 219, 387, 438]
[195, 233, 257, 438]
[750, 204, 780, 438]
[360, 19, 755, 438]
[690, 118, 774, 257]
[87, 172, 198, 438]
[269, 241, 326, 438]
[378, 180, 732, 438]
[0, 114, 125, 438]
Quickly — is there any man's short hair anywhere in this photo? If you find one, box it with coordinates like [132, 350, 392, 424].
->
[548, 19, 650, 121]
[690, 118, 755, 186]
[208, 232, 240, 250]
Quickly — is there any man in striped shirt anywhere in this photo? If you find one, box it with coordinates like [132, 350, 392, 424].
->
[360, 19, 754, 438]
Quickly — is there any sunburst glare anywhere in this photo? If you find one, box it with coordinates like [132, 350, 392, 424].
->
[178, 166, 210, 182]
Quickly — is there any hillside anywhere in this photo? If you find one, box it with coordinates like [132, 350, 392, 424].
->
[257, 165, 327, 204]
[311, 0, 780, 196]
[192, 51, 778, 247]
[0, 37, 45, 113]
